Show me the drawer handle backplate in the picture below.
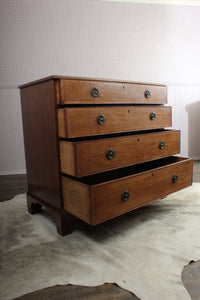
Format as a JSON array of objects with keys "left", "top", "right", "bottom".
[
  {"left": 97, "top": 114, "right": 106, "bottom": 125},
  {"left": 150, "top": 112, "right": 156, "bottom": 121},
  {"left": 144, "top": 90, "right": 151, "bottom": 98},
  {"left": 172, "top": 174, "right": 178, "bottom": 183},
  {"left": 91, "top": 87, "right": 100, "bottom": 98},
  {"left": 121, "top": 190, "right": 130, "bottom": 202},
  {"left": 159, "top": 140, "right": 165, "bottom": 150},
  {"left": 107, "top": 149, "right": 115, "bottom": 160}
]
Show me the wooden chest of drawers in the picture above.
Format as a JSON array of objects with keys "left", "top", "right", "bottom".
[{"left": 19, "top": 76, "right": 193, "bottom": 235}]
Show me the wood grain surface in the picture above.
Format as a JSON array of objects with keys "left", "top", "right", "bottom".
[
  {"left": 59, "top": 78, "right": 167, "bottom": 104},
  {"left": 20, "top": 80, "right": 62, "bottom": 209},
  {"left": 62, "top": 157, "right": 193, "bottom": 225},
  {"left": 58, "top": 106, "right": 172, "bottom": 138},
  {"left": 60, "top": 130, "right": 180, "bottom": 177}
]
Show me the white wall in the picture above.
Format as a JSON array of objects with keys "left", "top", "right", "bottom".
[{"left": 1, "top": 0, "right": 200, "bottom": 174}]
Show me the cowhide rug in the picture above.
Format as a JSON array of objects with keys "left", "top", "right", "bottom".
[{"left": 1, "top": 183, "right": 200, "bottom": 300}]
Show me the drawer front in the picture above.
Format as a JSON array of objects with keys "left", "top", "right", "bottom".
[
  {"left": 58, "top": 106, "right": 172, "bottom": 138},
  {"left": 92, "top": 157, "right": 193, "bottom": 224},
  {"left": 60, "top": 130, "right": 180, "bottom": 177},
  {"left": 58, "top": 79, "right": 167, "bottom": 105}
]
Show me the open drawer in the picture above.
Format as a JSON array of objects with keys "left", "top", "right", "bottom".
[
  {"left": 60, "top": 129, "right": 180, "bottom": 177},
  {"left": 62, "top": 156, "right": 193, "bottom": 225},
  {"left": 58, "top": 106, "right": 172, "bottom": 138}
]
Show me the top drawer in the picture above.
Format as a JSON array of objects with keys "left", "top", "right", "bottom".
[{"left": 57, "top": 79, "right": 167, "bottom": 105}]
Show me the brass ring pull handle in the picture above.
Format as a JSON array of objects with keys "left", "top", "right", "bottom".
[
  {"left": 97, "top": 114, "right": 106, "bottom": 125},
  {"left": 159, "top": 141, "right": 165, "bottom": 150},
  {"left": 121, "top": 190, "right": 130, "bottom": 202},
  {"left": 107, "top": 149, "right": 115, "bottom": 160},
  {"left": 150, "top": 112, "right": 156, "bottom": 120},
  {"left": 91, "top": 87, "right": 100, "bottom": 98},
  {"left": 172, "top": 174, "right": 178, "bottom": 183},
  {"left": 144, "top": 90, "right": 151, "bottom": 98}
]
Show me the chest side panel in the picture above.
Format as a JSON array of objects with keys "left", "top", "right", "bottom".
[{"left": 20, "top": 80, "right": 62, "bottom": 209}]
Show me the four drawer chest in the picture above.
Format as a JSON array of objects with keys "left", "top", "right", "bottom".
[{"left": 19, "top": 76, "right": 193, "bottom": 235}]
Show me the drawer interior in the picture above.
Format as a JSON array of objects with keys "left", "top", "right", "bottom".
[{"left": 70, "top": 156, "right": 190, "bottom": 185}]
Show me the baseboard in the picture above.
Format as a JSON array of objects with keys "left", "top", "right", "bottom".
[
  {"left": 0, "top": 169, "right": 27, "bottom": 175},
  {"left": 190, "top": 156, "right": 200, "bottom": 161}
]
